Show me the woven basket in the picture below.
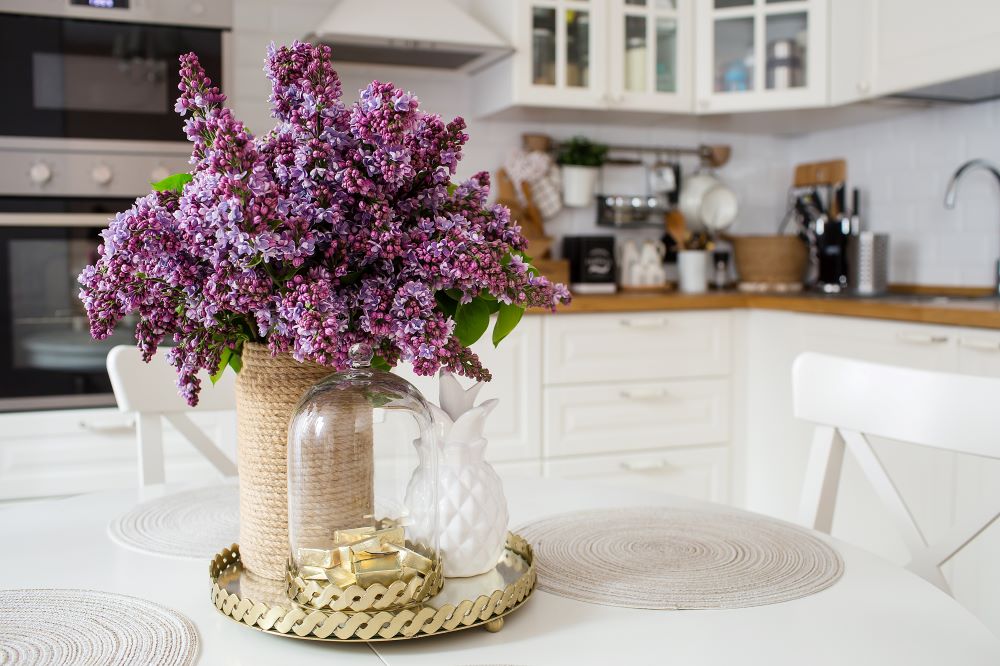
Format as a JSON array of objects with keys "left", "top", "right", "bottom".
[
  {"left": 235, "top": 343, "right": 373, "bottom": 580},
  {"left": 730, "top": 235, "right": 808, "bottom": 286}
]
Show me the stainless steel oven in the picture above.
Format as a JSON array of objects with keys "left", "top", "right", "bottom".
[{"left": 0, "top": 0, "right": 230, "bottom": 410}]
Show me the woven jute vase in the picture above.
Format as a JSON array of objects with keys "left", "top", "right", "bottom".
[{"left": 236, "top": 342, "right": 378, "bottom": 580}]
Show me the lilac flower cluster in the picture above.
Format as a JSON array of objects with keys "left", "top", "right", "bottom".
[{"left": 79, "top": 42, "right": 570, "bottom": 405}]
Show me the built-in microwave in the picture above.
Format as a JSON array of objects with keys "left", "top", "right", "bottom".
[{"left": 0, "top": 0, "right": 229, "bottom": 142}]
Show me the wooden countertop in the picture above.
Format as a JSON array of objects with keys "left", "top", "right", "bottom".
[{"left": 536, "top": 290, "right": 1000, "bottom": 330}]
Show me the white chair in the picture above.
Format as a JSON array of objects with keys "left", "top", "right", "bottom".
[
  {"left": 106, "top": 345, "right": 237, "bottom": 487},
  {"left": 793, "top": 351, "right": 1000, "bottom": 593}
]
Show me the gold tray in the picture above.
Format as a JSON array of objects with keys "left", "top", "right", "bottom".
[{"left": 209, "top": 532, "right": 536, "bottom": 642}]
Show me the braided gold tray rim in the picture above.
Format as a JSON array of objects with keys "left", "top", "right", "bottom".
[{"left": 209, "top": 532, "right": 535, "bottom": 642}]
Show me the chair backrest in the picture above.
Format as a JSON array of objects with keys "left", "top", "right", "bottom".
[
  {"left": 792, "top": 352, "right": 1000, "bottom": 593},
  {"left": 107, "top": 345, "right": 237, "bottom": 486},
  {"left": 106, "top": 345, "right": 236, "bottom": 413}
]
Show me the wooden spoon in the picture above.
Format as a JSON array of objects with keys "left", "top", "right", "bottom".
[{"left": 665, "top": 209, "right": 687, "bottom": 251}]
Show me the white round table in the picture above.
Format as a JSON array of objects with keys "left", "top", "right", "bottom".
[{"left": 1, "top": 478, "right": 998, "bottom": 665}]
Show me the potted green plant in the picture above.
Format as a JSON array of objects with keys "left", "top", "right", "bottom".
[{"left": 556, "top": 136, "right": 608, "bottom": 207}]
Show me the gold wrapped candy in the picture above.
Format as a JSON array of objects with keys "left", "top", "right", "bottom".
[{"left": 291, "top": 521, "right": 434, "bottom": 593}]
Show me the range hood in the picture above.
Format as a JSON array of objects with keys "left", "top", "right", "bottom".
[{"left": 306, "top": 0, "right": 511, "bottom": 73}]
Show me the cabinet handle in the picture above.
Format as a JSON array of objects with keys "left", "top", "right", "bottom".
[
  {"left": 619, "top": 388, "right": 670, "bottom": 401},
  {"left": 619, "top": 317, "right": 669, "bottom": 330},
  {"left": 896, "top": 332, "right": 949, "bottom": 345},
  {"left": 620, "top": 459, "right": 669, "bottom": 472},
  {"left": 79, "top": 418, "right": 134, "bottom": 434},
  {"left": 959, "top": 337, "right": 1000, "bottom": 352}
]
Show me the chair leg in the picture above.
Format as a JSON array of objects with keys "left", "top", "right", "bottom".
[
  {"left": 135, "top": 413, "right": 166, "bottom": 487},
  {"left": 797, "top": 425, "right": 845, "bottom": 534}
]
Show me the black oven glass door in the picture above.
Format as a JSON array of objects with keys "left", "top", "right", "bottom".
[
  {"left": 0, "top": 196, "right": 138, "bottom": 410},
  {"left": 0, "top": 13, "right": 222, "bottom": 141}
]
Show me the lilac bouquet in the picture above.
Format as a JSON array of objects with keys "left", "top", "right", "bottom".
[{"left": 79, "top": 42, "right": 570, "bottom": 405}]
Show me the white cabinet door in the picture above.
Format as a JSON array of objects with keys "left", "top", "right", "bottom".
[
  {"left": 950, "top": 327, "right": 1000, "bottom": 633},
  {"left": 869, "top": 0, "right": 1000, "bottom": 99},
  {"left": 543, "top": 310, "right": 731, "bottom": 385},
  {"left": 392, "top": 317, "right": 542, "bottom": 463},
  {"left": 543, "top": 378, "right": 730, "bottom": 457},
  {"left": 694, "top": 0, "right": 828, "bottom": 113},
  {"left": 606, "top": 0, "right": 694, "bottom": 112},
  {"left": 545, "top": 446, "right": 729, "bottom": 503},
  {"left": 513, "top": 0, "right": 609, "bottom": 109},
  {"left": 0, "top": 408, "right": 234, "bottom": 499}
]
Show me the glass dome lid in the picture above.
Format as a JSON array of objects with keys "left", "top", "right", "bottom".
[{"left": 286, "top": 343, "right": 441, "bottom": 612}]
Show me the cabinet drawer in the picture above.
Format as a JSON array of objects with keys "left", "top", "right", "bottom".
[
  {"left": 542, "top": 311, "right": 731, "bottom": 385},
  {"left": 544, "top": 446, "right": 729, "bottom": 503},
  {"left": 0, "top": 408, "right": 234, "bottom": 500},
  {"left": 543, "top": 379, "right": 729, "bottom": 457}
]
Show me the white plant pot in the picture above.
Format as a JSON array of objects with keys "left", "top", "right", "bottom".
[
  {"left": 561, "top": 165, "right": 600, "bottom": 207},
  {"left": 678, "top": 250, "right": 709, "bottom": 294}
]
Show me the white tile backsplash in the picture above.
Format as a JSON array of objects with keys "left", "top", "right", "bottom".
[{"left": 227, "top": 0, "right": 1000, "bottom": 287}]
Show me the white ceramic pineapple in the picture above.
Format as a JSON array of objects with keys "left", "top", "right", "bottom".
[{"left": 405, "top": 371, "right": 509, "bottom": 578}]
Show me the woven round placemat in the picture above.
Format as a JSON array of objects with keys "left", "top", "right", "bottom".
[
  {"left": 517, "top": 507, "right": 843, "bottom": 610},
  {"left": 0, "top": 589, "right": 198, "bottom": 666},
  {"left": 108, "top": 485, "right": 238, "bottom": 560}
]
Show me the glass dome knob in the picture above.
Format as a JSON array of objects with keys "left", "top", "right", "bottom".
[{"left": 348, "top": 342, "right": 373, "bottom": 368}]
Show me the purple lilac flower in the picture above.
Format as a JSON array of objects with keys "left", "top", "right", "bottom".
[{"left": 78, "top": 41, "right": 570, "bottom": 406}]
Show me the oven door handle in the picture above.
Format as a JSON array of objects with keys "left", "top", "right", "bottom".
[{"left": 0, "top": 213, "right": 112, "bottom": 228}]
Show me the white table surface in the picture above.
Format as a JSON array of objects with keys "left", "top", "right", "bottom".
[{"left": 2, "top": 478, "right": 999, "bottom": 666}]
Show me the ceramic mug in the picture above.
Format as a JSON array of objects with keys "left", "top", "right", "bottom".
[{"left": 677, "top": 250, "right": 709, "bottom": 294}]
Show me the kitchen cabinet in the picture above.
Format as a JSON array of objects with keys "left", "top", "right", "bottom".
[
  {"left": 694, "top": 0, "right": 828, "bottom": 113},
  {"left": 543, "top": 379, "right": 730, "bottom": 457},
  {"left": 544, "top": 445, "right": 730, "bottom": 503},
  {"left": 607, "top": 0, "right": 694, "bottom": 112},
  {"left": 471, "top": 0, "right": 608, "bottom": 113},
  {"left": 0, "top": 408, "right": 234, "bottom": 500},
  {"left": 542, "top": 310, "right": 730, "bottom": 384},
  {"left": 393, "top": 317, "right": 543, "bottom": 464},
  {"left": 471, "top": 0, "right": 694, "bottom": 114},
  {"left": 741, "top": 311, "right": 1000, "bottom": 636},
  {"left": 866, "top": 0, "right": 1000, "bottom": 100}
]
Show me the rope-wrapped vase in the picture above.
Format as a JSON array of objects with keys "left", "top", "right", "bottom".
[{"left": 235, "top": 342, "right": 374, "bottom": 580}]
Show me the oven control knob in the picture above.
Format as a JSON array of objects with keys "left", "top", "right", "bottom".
[
  {"left": 91, "top": 165, "right": 113, "bottom": 186},
  {"left": 150, "top": 166, "right": 171, "bottom": 183},
  {"left": 29, "top": 162, "right": 52, "bottom": 185}
]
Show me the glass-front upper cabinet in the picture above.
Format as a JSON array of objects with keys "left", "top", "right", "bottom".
[
  {"left": 518, "top": 0, "right": 607, "bottom": 107},
  {"left": 608, "top": 0, "right": 693, "bottom": 111},
  {"left": 694, "top": 0, "right": 828, "bottom": 113}
]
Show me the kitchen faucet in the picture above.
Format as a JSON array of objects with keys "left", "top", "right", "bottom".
[{"left": 944, "top": 158, "right": 1000, "bottom": 296}]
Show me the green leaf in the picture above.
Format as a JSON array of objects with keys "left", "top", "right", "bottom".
[
  {"left": 447, "top": 182, "right": 459, "bottom": 195},
  {"left": 492, "top": 302, "right": 524, "bottom": 346},
  {"left": 454, "top": 298, "right": 491, "bottom": 347},
  {"left": 211, "top": 348, "right": 232, "bottom": 384},
  {"left": 228, "top": 349, "right": 243, "bottom": 374},
  {"left": 151, "top": 172, "right": 193, "bottom": 194},
  {"left": 435, "top": 291, "right": 458, "bottom": 318},
  {"left": 486, "top": 299, "right": 501, "bottom": 314},
  {"left": 371, "top": 355, "right": 392, "bottom": 372},
  {"left": 445, "top": 288, "right": 464, "bottom": 301}
]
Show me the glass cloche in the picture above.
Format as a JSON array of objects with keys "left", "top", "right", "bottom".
[{"left": 286, "top": 342, "right": 441, "bottom": 612}]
